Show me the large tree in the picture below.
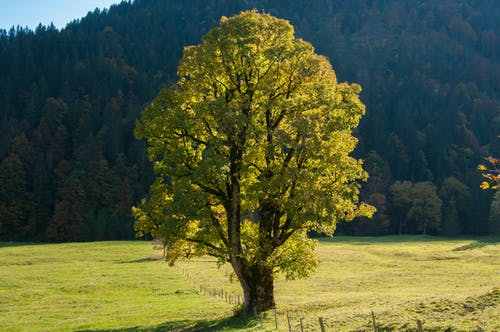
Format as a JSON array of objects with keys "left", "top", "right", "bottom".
[{"left": 133, "top": 10, "right": 374, "bottom": 314}]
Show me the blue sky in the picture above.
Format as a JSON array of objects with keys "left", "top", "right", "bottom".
[{"left": 0, "top": 0, "right": 123, "bottom": 31}]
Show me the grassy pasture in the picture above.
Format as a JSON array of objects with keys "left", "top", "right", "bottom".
[{"left": 0, "top": 236, "right": 498, "bottom": 331}]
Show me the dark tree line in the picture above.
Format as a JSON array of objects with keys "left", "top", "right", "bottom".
[{"left": 0, "top": 0, "right": 499, "bottom": 241}]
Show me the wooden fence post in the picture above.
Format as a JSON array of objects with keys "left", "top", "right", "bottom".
[
  {"left": 416, "top": 319, "right": 423, "bottom": 332},
  {"left": 319, "top": 317, "right": 326, "bottom": 332},
  {"left": 274, "top": 307, "right": 278, "bottom": 329},
  {"left": 371, "top": 311, "right": 377, "bottom": 332},
  {"left": 300, "top": 317, "right": 304, "bottom": 332}
]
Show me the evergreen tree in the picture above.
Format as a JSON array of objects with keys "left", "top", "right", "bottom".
[
  {"left": 489, "top": 191, "right": 500, "bottom": 235},
  {"left": 442, "top": 198, "right": 461, "bottom": 236}
]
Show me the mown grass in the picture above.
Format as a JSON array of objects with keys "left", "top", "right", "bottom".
[
  {"left": 0, "top": 242, "right": 236, "bottom": 331},
  {"left": 1, "top": 236, "right": 499, "bottom": 331}
]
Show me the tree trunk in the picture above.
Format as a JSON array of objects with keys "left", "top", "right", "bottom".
[{"left": 231, "top": 258, "right": 275, "bottom": 315}]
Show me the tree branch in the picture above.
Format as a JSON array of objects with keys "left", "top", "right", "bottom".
[
  {"left": 180, "top": 130, "right": 208, "bottom": 146},
  {"left": 185, "top": 237, "right": 226, "bottom": 257},
  {"left": 141, "top": 208, "right": 162, "bottom": 231},
  {"left": 193, "top": 180, "right": 227, "bottom": 201},
  {"left": 247, "top": 161, "right": 264, "bottom": 174},
  {"left": 271, "top": 108, "right": 288, "bottom": 130},
  {"left": 207, "top": 205, "right": 229, "bottom": 247}
]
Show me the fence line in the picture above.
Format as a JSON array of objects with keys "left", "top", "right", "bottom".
[
  {"left": 166, "top": 267, "right": 485, "bottom": 331},
  {"left": 177, "top": 267, "right": 243, "bottom": 306}
]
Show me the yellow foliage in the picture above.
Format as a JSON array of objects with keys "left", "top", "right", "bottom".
[
  {"left": 134, "top": 10, "right": 373, "bottom": 281},
  {"left": 478, "top": 154, "right": 500, "bottom": 190}
]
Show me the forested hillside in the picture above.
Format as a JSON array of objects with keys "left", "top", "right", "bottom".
[{"left": 1, "top": 0, "right": 499, "bottom": 241}]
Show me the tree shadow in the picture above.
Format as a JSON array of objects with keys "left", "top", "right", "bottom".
[
  {"left": 452, "top": 238, "right": 499, "bottom": 251},
  {"left": 320, "top": 235, "right": 500, "bottom": 247},
  {"left": 79, "top": 315, "right": 258, "bottom": 332},
  {"left": 119, "top": 256, "right": 164, "bottom": 264},
  {"left": 320, "top": 235, "right": 447, "bottom": 244},
  {"left": 0, "top": 241, "right": 44, "bottom": 248}
]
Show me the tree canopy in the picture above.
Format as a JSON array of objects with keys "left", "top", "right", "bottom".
[{"left": 133, "top": 10, "right": 373, "bottom": 313}]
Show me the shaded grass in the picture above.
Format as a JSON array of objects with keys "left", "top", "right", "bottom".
[
  {"left": 1, "top": 236, "right": 499, "bottom": 331},
  {"left": 79, "top": 315, "right": 258, "bottom": 332}
]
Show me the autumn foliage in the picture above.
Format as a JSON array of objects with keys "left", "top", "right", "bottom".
[{"left": 478, "top": 156, "right": 500, "bottom": 190}]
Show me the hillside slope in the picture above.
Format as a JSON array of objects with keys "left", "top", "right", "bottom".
[{"left": 0, "top": 0, "right": 499, "bottom": 241}]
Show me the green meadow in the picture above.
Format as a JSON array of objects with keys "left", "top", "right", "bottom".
[{"left": 0, "top": 236, "right": 498, "bottom": 331}]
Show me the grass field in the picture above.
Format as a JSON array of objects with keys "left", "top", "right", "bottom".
[{"left": 0, "top": 236, "right": 498, "bottom": 331}]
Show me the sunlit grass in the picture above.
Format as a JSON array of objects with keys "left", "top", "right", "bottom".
[
  {"left": 1, "top": 236, "right": 499, "bottom": 331},
  {"left": 0, "top": 242, "right": 234, "bottom": 331},
  {"left": 178, "top": 236, "right": 500, "bottom": 331}
]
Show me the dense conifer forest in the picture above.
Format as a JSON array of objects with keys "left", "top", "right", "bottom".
[{"left": 1, "top": 0, "right": 499, "bottom": 241}]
